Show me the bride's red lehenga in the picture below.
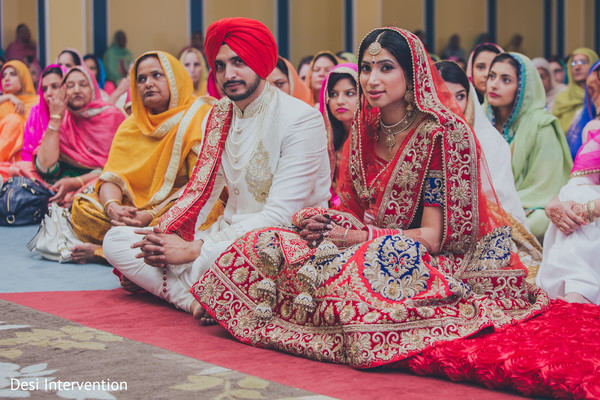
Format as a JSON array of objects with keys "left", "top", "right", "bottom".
[{"left": 192, "top": 28, "right": 600, "bottom": 398}]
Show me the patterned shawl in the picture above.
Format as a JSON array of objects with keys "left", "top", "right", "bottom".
[{"left": 55, "top": 66, "right": 125, "bottom": 168}]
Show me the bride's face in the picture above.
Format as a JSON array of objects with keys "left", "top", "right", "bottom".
[{"left": 359, "top": 48, "right": 408, "bottom": 111}]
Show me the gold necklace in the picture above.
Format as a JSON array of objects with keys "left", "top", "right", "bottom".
[{"left": 378, "top": 110, "right": 417, "bottom": 149}]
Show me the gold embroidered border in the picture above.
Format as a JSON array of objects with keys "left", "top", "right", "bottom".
[
  {"left": 327, "top": 209, "right": 366, "bottom": 229},
  {"left": 72, "top": 192, "right": 104, "bottom": 211},
  {"left": 148, "top": 110, "right": 185, "bottom": 139},
  {"left": 148, "top": 97, "right": 208, "bottom": 205},
  {"left": 571, "top": 169, "right": 600, "bottom": 177},
  {"left": 158, "top": 97, "right": 232, "bottom": 230},
  {"left": 402, "top": 28, "right": 479, "bottom": 254},
  {"left": 158, "top": 52, "right": 179, "bottom": 110},
  {"left": 74, "top": 105, "right": 114, "bottom": 119},
  {"left": 377, "top": 118, "right": 435, "bottom": 229}
]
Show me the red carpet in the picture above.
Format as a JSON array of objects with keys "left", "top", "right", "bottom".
[{"left": 0, "top": 289, "right": 527, "bottom": 400}]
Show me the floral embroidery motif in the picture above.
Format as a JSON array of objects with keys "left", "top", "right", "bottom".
[
  {"left": 423, "top": 175, "right": 444, "bottom": 207},
  {"left": 192, "top": 225, "right": 548, "bottom": 368},
  {"left": 245, "top": 142, "right": 273, "bottom": 203},
  {"left": 0, "top": 326, "right": 123, "bottom": 360},
  {"left": 465, "top": 226, "right": 512, "bottom": 273},
  {"left": 362, "top": 236, "right": 430, "bottom": 301},
  {"left": 277, "top": 231, "right": 312, "bottom": 265},
  {"left": 449, "top": 180, "right": 471, "bottom": 208}
]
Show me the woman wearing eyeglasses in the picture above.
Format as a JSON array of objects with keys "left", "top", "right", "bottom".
[{"left": 553, "top": 48, "right": 599, "bottom": 133}]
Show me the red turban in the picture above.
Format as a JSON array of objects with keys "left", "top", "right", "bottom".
[{"left": 204, "top": 17, "right": 278, "bottom": 80}]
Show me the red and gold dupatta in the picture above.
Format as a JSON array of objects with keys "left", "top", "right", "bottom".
[{"left": 336, "top": 27, "right": 508, "bottom": 255}]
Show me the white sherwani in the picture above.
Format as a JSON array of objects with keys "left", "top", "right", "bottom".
[{"left": 103, "top": 84, "right": 331, "bottom": 312}]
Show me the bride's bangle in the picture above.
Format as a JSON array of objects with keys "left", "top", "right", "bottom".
[
  {"left": 585, "top": 200, "right": 597, "bottom": 223},
  {"left": 342, "top": 228, "right": 349, "bottom": 248}
]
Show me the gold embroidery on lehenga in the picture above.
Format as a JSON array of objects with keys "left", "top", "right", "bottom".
[
  {"left": 362, "top": 236, "right": 430, "bottom": 301},
  {"left": 449, "top": 180, "right": 471, "bottom": 208},
  {"left": 245, "top": 142, "right": 274, "bottom": 203}
]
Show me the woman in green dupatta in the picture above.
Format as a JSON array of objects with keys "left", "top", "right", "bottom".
[
  {"left": 485, "top": 52, "right": 573, "bottom": 242},
  {"left": 553, "top": 48, "right": 599, "bottom": 133},
  {"left": 103, "top": 30, "right": 133, "bottom": 86}
]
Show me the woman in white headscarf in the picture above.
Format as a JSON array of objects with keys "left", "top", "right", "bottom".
[{"left": 533, "top": 57, "right": 567, "bottom": 113}]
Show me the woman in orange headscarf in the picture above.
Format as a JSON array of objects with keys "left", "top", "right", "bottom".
[
  {"left": 0, "top": 60, "right": 38, "bottom": 166},
  {"left": 267, "top": 57, "right": 312, "bottom": 104},
  {"left": 70, "top": 51, "right": 218, "bottom": 263}
]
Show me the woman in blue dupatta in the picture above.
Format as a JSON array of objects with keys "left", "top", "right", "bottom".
[{"left": 565, "top": 60, "right": 600, "bottom": 160}]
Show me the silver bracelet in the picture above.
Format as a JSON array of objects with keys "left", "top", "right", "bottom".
[{"left": 342, "top": 227, "right": 350, "bottom": 248}]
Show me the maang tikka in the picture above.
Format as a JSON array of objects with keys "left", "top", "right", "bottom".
[{"left": 368, "top": 32, "right": 385, "bottom": 63}]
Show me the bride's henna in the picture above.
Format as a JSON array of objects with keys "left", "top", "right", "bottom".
[{"left": 404, "top": 229, "right": 434, "bottom": 253}]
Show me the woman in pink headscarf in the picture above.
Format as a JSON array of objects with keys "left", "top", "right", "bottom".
[
  {"left": 537, "top": 129, "right": 600, "bottom": 304},
  {"left": 1, "top": 64, "right": 67, "bottom": 180},
  {"left": 21, "top": 65, "right": 68, "bottom": 162},
  {"left": 32, "top": 65, "right": 125, "bottom": 206},
  {"left": 318, "top": 62, "right": 358, "bottom": 206}
]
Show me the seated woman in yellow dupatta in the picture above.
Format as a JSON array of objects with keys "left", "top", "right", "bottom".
[
  {"left": 71, "top": 51, "right": 215, "bottom": 264},
  {"left": 0, "top": 60, "right": 38, "bottom": 168},
  {"left": 180, "top": 48, "right": 208, "bottom": 97}
]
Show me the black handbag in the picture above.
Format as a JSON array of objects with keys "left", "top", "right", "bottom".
[{"left": 0, "top": 177, "right": 55, "bottom": 226}]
